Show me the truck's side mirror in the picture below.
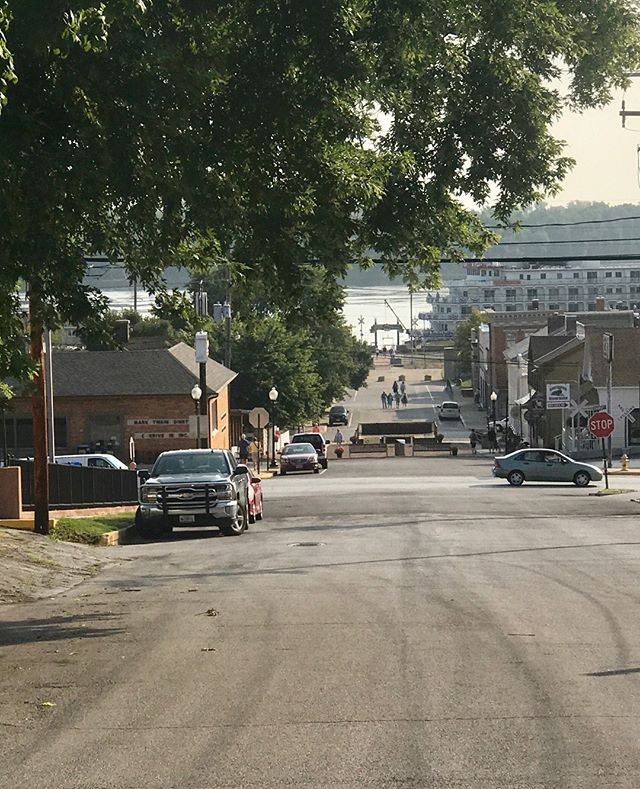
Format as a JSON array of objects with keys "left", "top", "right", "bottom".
[
  {"left": 234, "top": 464, "right": 250, "bottom": 475},
  {"left": 138, "top": 469, "right": 150, "bottom": 483}
]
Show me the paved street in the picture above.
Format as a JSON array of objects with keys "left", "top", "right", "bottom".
[
  {"left": 335, "top": 358, "right": 478, "bottom": 445},
  {"left": 3, "top": 454, "right": 640, "bottom": 787}
]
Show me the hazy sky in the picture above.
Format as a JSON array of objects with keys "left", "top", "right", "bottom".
[{"left": 550, "top": 84, "right": 640, "bottom": 207}]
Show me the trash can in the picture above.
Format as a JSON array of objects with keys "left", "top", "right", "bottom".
[
  {"left": 395, "top": 439, "right": 406, "bottom": 457},
  {"left": 450, "top": 446, "right": 459, "bottom": 456}
]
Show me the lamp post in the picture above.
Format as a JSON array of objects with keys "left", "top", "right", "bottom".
[
  {"left": 490, "top": 391, "right": 498, "bottom": 451},
  {"left": 191, "top": 384, "right": 202, "bottom": 448},
  {"left": 268, "top": 386, "right": 279, "bottom": 468}
]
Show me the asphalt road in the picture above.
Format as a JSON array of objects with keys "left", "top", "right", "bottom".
[{"left": 3, "top": 457, "right": 640, "bottom": 788}]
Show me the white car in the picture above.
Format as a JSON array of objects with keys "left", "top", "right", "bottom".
[
  {"left": 55, "top": 453, "right": 129, "bottom": 470},
  {"left": 437, "top": 401, "right": 461, "bottom": 420}
]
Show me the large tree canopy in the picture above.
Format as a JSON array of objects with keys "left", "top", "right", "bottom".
[{"left": 1, "top": 0, "right": 639, "bottom": 378}]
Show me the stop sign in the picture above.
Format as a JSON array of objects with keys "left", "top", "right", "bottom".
[{"left": 588, "top": 411, "right": 615, "bottom": 438}]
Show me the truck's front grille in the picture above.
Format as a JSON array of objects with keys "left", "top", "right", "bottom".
[{"left": 159, "top": 485, "right": 218, "bottom": 513}]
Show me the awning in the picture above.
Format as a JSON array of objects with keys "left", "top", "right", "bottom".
[{"left": 514, "top": 390, "right": 535, "bottom": 406}]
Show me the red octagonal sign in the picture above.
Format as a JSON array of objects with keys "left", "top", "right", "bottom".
[{"left": 588, "top": 411, "right": 615, "bottom": 438}]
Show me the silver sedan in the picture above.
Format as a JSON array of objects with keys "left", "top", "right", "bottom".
[{"left": 492, "top": 449, "right": 603, "bottom": 487}]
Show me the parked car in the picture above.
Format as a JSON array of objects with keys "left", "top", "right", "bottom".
[
  {"left": 55, "top": 453, "right": 129, "bottom": 470},
  {"left": 328, "top": 405, "right": 349, "bottom": 426},
  {"left": 492, "top": 449, "right": 603, "bottom": 487},
  {"left": 137, "top": 449, "right": 251, "bottom": 538},
  {"left": 280, "top": 443, "right": 320, "bottom": 475},
  {"left": 248, "top": 475, "right": 264, "bottom": 523},
  {"left": 290, "top": 432, "right": 329, "bottom": 468},
  {"left": 437, "top": 401, "right": 461, "bottom": 420}
]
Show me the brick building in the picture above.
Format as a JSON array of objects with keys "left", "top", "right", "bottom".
[{"left": 5, "top": 343, "right": 236, "bottom": 464}]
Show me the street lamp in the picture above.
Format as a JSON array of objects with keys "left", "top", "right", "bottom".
[
  {"left": 191, "top": 384, "right": 202, "bottom": 448},
  {"left": 490, "top": 390, "right": 498, "bottom": 422},
  {"left": 268, "top": 386, "right": 279, "bottom": 468}
]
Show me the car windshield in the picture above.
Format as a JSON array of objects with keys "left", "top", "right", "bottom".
[
  {"left": 152, "top": 453, "right": 230, "bottom": 476},
  {"left": 330, "top": 407, "right": 346, "bottom": 414},
  {"left": 293, "top": 435, "right": 321, "bottom": 446},
  {"left": 284, "top": 444, "right": 315, "bottom": 455}
]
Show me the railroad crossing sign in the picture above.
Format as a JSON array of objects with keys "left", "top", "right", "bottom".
[
  {"left": 588, "top": 411, "right": 615, "bottom": 438},
  {"left": 568, "top": 398, "right": 590, "bottom": 420},
  {"left": 618, "top": 404, "right": 636, "bottom": 423},
  {"left": 248, "top": 407, "right": 270, "bottom": 429}
]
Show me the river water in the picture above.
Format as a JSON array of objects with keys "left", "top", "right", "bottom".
[{"left": 102, "top": 284, "right": 431, "bottom": 344}]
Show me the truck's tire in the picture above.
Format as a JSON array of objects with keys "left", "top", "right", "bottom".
[{"left": 219, "top": 501, "right": 247, "bottom": 536}]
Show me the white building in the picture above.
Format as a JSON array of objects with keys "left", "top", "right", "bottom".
[{"left": 429, "top": 260, "right": 640, "bottom": 335}]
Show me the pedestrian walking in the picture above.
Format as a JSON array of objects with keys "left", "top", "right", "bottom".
[
  {"left": 468, "top": 429, "right": 478, "bottom": 455},
  {"left": 238, "top": 434, "right": 250, "bottom": 463},
  {"left": 392, "top": 380, "right": 399, "bottom": 395},
  {"left": 381, "top": 390, "right": 388, "bottom": 409},
  {"left": 400, "top": 380, "right": 406, "bottom": 395},
  {"left": 334, "top": 429, "right": 344, "bottom": 446},
  {"left": 401, "top": 393, "right": 408, "bottom": 407},
  {"left": 487, "top": 427, "right": 497, "bottom": 453},
  {"left": 395, "top": 392, "right": 401, "bottom": 408},
  {"left": 387, "top": 392, "right": 393, "bottom": 408}
]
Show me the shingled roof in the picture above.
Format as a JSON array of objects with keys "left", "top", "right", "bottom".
[{"left": 51, "top": 343, "right": 236, "bottom": 398}]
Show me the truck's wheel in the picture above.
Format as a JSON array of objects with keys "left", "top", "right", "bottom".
[{"left": 220, "top": 502, "right": 247, "bottom": 536}]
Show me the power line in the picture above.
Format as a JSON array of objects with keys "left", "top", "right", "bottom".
[
  {"left": 492, "top": 236, "right": 640, "bottom": 247},
  {"left": 486, "top": 215, "right": 640, "bottom": 229}
]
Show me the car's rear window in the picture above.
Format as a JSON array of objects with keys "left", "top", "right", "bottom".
[
  {"left": 442, "top": 402, "right": 459, "bottom": 408},
  {"left": 283, "top": 444, "right": 315, "bottom": 455}
]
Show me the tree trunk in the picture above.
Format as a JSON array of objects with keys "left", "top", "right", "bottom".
[{"left": 29, "top": 280, "right": 50, "bottom": 535}]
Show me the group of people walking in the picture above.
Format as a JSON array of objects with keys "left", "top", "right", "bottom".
[{"left": 381, "top": 379, "right": 408, "bottom": 409}]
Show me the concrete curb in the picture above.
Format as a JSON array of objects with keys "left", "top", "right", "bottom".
[
  {"left": 0, "top": 518, "right": 58, "bottom": 532},
  {"left": 607, "top": 469, "right": 640, "bottom": 476},
  {"left": 98, "top": 524, "right": 137, "bottom": 546}
]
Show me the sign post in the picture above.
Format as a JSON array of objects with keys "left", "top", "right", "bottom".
[
  {"left": 588, "top": 411, "right": 615, "bottom": 489},
  {"left": 248, "top": 407, "right": 270, "bottom": 473}
]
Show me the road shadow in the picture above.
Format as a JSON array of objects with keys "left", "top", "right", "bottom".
[
  {"left": 0, "top": 612, "right": 125, "bottom": 647},
  {"left": 124, "top": 526, "right": 223, "bottom": 545}
]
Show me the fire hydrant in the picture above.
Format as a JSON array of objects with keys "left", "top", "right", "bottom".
[{"left": 621, "top": 453, "right": 630, "bottom": 472}]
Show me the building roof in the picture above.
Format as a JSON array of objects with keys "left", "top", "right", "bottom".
[
  {"left": 51, "top": 342, "right": 236, "bottom": 398},
  {"left": 528, "top": 335, "right": 570, "bottom": 363},
  {"left": 583, "top": 327, "right": 640, "bottom": 387}
]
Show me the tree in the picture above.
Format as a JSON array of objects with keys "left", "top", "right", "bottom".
[
  {"left": 229, "top": 315, "right": 323, "bottom": 428},
  {"left": 2, "top": 1, "right": 639, "bottom": 529},
  {"left": 454, "top": 309, "right": 487, "bottom": 376}
]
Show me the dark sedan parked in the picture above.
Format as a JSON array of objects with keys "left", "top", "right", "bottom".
[{"left": 280, "top": 443, "right": 321, "bottom": 475}]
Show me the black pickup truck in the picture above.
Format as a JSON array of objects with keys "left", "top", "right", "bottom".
[{"left": 137, "top": 449, "right": 250, "bottom": 538}]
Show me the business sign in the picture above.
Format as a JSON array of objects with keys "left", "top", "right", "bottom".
[
  {"left": 603, "top": 332, "right": 614, "bottom": 363},
  {"left": 546, "top": 383, "right": 570, "bottom": 410},
  {"left": 127, "top": 418, "right": 190, "bottom": 427}
]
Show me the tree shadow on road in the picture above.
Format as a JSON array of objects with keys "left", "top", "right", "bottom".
[{"left": 0, "top": 611, "right": 126, "bottom": 647}]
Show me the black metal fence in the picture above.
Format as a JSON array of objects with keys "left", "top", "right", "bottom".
[{"left": 17, "top": 461, "right": 138, "bottom": 509}]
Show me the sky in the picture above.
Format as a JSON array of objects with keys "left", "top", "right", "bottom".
[{"left": 550, "top": 83, "right": 640, "bottom": 207}]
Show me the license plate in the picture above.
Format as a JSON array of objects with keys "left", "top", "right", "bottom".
[{"left": 179, "top": 515, "right": 195, "bottom": 524}]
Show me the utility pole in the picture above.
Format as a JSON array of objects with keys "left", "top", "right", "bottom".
[
  {"left": 619, "top": 72, "right": 640, "bottom": 127},
  {"left": 224, "top": 266, "right": 232, "bottom": 370},
  {"left": 29, "top": 280, "right": 50, "bottom": 535},
  {"left": 45, "top": 328, "right": 56, "bottom": 463},
  {"left": 194, "top": 281, "right": 209, "bottom": 449}
]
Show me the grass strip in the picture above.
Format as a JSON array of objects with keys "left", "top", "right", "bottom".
[{"left": 50, "top": 513, "right": 135, "bottom": 545}]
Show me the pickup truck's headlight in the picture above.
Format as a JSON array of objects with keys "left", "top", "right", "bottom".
[
  {"left": 215, "top": 483, "right": 234, "bottom": 501},
  {"left": 140, "top": 486, "right": 161, "bottom": 503}
]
